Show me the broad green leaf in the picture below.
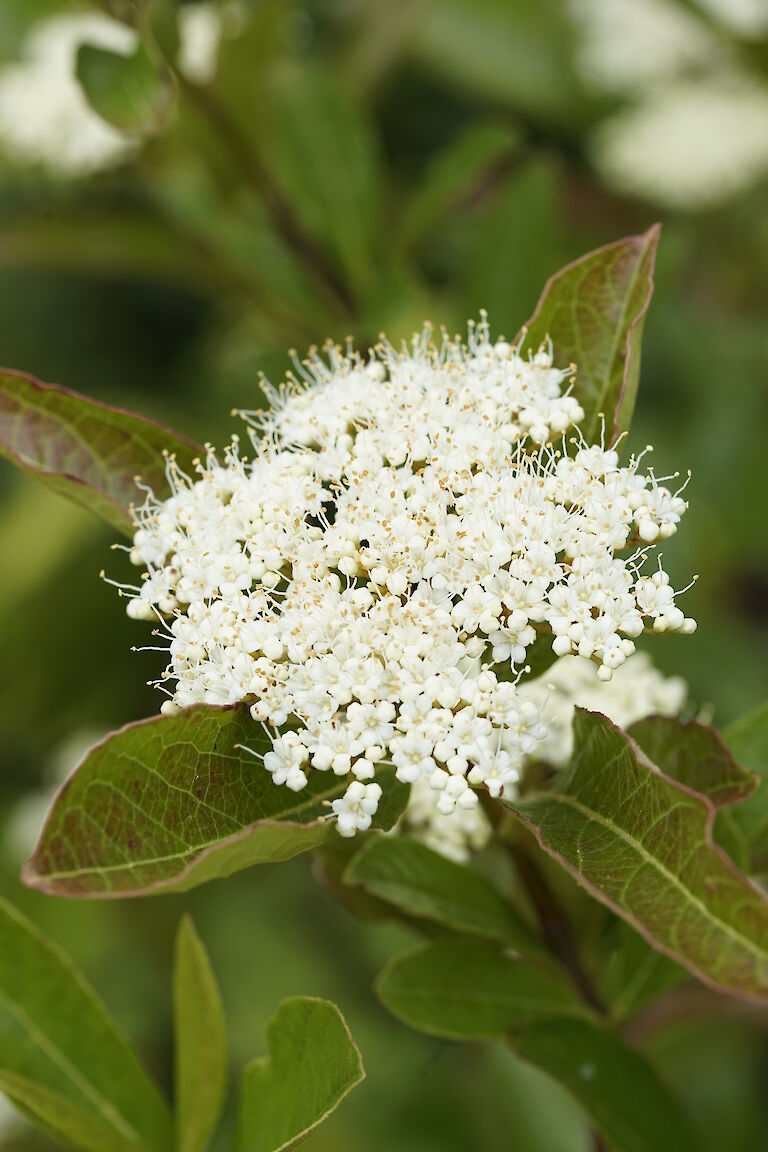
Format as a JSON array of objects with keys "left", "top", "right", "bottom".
[
  {"left": 724, "top": 701, "right": 768, "bottom": 849},
  {"left": 0, "top": 1071, "right": 147, "bottom": 1152},
  {"left": 76, "top": 41, "right": 175, "bottom": 135},
  {"left": 174, "top": 917, "right": 227, "bottom": 1152},
  {"left": 0, "top": 369, "right": 202, "bottom": 536},
  {"left": 0, "top": 898, "right": 171, "bottom": 1151},
  {"left": 399, "top": 121, "right": 523, "bottom": 249},
  {"left": 256, "top": 64, "right": 381, "bottom": 298},
  {"left": 23, "top": 706, "right": 407, "bottom": 898},
  {"left": 629, "top": 714, "right": 757, "bottom": 869},
  {"left": 514, "top": 1019, "right": 702, "bottom": 1152},
  {"left": 506, "top": 709, "right": 768, "bottom": 1003},
  {"left": 520, "top": 226, "right": 660, "bottom": 444},
  {"left": 375, "top": 937, "right": 588, "bottom": 1040},
  {"left": 344, "top": 835, "right": 540, "bottom": 951},
  {"left": 236, "top": 998, "right": 364, "bottom": 1152}
]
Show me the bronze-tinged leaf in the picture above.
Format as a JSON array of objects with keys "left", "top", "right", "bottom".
[
  {"left": 519, "top": 226, "right": 660, "bottom": 444},
  {"left": 628, "top": 715, "right": 757, "bottom": 808},
  {"left": 23, "top": 705, "right": 407, "bottom": 899},
  {"left": 505, "top": 709, "right": 768, "bottom": 1004},
  {"left": 0, "top": 368, "right": 202, "bottom": 535}
]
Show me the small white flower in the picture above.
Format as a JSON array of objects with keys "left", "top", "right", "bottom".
[{"left": 332, "top": 781, "right": 383, "bottom": 837}]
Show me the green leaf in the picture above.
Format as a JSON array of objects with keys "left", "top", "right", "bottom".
[
  {"left": 629, "top": 714, "right": 757, "bottom": 869},
  {"left": 0, "top": 897, "right": 171, "bottom": 1151},
  {"left": 506, "top": 709, "right": 768, "bottom": 1004},
  {"left": 257, "top": 64, "right": 381, "bottom": 298},
  {"left": 520, "top": 226, "right": 660, "bottom": 444},
  {"left": 405, "top": 0, "right": 597, "bottom": 129},
  {"left": 596, "top": 921, "right": 685, "bottom": 1023},
  {"left": 627, "top": 716, "right": 757, "bottom": 808},
  {"left": 0, "top": 1071, "right": 148, "bottom": 1152},
  {"left": 23, "top": 705, "right": 407, "bottom": 898},
  {"left": 513, "top": 1018, "right": 702, "bottom": 1152},
  {"left": 464, "top": 158, "right": 567, "bottom": 334},
  {"left": 76, "top": 41, "right": 175, "bottom": 135},
  {"left": 236, "top": 998, "right": 364, "bottom": 1152},
  {"left": 174, "top": 917, "right": 227, "bottom": 1152},
  {"left": 0, "top": 369, "right": 202, "bottom": 536},
  {"left": 344, "top": 835, "right": 540, "bottom": 950},
  {"left": 375, "top": 937, "right": 588, "bottom": 1040},
  {"left": 399, "top": 120, "right": 523, "bottom": 249},
  {"left": 724, "top": 701, "right": 768, "bottom": 849}
]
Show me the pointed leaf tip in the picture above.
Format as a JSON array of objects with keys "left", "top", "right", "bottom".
[{"left": 520, "top": 225, "right": 661, "bottom": 445}]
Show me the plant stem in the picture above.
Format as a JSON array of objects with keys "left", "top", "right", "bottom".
[{"left": 508, "top": 837, "right": 606, "bottom": 1016}]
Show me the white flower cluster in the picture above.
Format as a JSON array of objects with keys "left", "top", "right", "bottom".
[
  {"left": 0, "top": 13, "right": 138, "bottom": 176},
  {"left": 570, "top": 0, "right": 768, "bottom": 210},
  {"left": 124, "top": 321, "right": 695, "bottom": 837},
  {"left": 403, "top": 650, "right": 687, "bottom": 861},
  {"left": 592, "top": 77, "right": 768, "bottom": 211},
  {"left": 0, "top": 5, "right": 237, "bottom": 176}
]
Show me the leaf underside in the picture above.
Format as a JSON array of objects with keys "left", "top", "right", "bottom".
[
  {"left": 0, "top": 368, "right": 201, "bottom": 535},
  {"left": 520, "top": 225, "right": 660, "bottom": 444}
]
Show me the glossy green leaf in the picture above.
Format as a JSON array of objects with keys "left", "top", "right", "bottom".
[
  {"left": 236, "top": 997, "right": 364, "bottom": 1152},
  {"left": 506, "top": 709, "right": 768, "bottom": 1003},
  {"left": 76, "top": 41, "right": 175, "bottom": 135},
  {"left": 0, "top": 369, "right": 201, "bottom": 536},
  {"left": 514, "top": 1018, "right": 702, "bottom": 1152},
  {"left": 344, "top": 835, "right": 540, "bottom": 950},
  {"left": 375, "top": 937, "right": 587, "bottom": 1040},
  {"left": 520, "top": 226, "right": 660, "bottom": 444},
  {"left": 399, "top": 120, "right": 523, "bottom": 249},
  {"left": 174, "top": 917, "right": 227, "bottom": 1152},
  {"left": 724, "top": 701, "right": 768, "bottom": 849},
  {"left": 23, "top": 706, "right": 407, "bottom": 898},
  {"left": 0, "top": 898, "right": 171, "bottom": 1151}
]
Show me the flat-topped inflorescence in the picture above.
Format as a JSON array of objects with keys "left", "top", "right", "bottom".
[{"left": 120, "top": 319, "right": 695, "bottom": 836}]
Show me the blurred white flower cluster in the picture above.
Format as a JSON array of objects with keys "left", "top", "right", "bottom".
[
  {"left": 0, "top": 1089, "right": 24, "bottom": 1139},
  {"left": 0, "top": 13, "right": 138, "bottom": 176},
  {"left": 124, "top": 320, "right": 694, "bottom": 837},
  {"left": 403, "top": 650, "right": 687, "bottom": 861},
  {"left": 0, "top": 4, "right": 233, "bottom": 176},
  {"left": 571, "top": 0, "right": 768, "bottom": 209}
]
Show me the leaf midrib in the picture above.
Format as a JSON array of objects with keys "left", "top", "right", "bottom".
[
  {"left": 521, "top": 787, "right": 768, "bottom": 970},
  {"left": 0, "top": 986, "right": 142, "bottom": 1145}
]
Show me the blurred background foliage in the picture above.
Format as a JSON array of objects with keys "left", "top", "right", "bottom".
[{"left": 1, "top": 0, "right": 767, "bottom": 1148}]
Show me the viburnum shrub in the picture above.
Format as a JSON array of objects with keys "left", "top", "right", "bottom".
[{"left": 1, "top": 230, "right": 767, "bottom": 1152}]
